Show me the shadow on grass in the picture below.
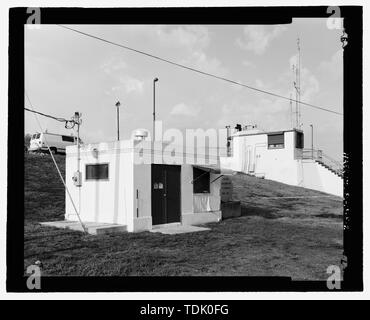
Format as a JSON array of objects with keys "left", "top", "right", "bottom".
[
  {"left": 240, "top": 204, "right": 284, "bottom": 219},
  {"left": 314, "top": 213, "right": 342, "bottom": 220}
]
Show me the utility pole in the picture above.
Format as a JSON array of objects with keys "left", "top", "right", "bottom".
[
  {"left": 73, "top": 111, "right": 82, "bottom": 186},
  {"left": 72, "top": 111, "right": 87, "bottom": 234},
  {"left": 153, "top": 78, "right": 159, "bottom": 141},
  {"left": 115, "top": 101, "right": 121, "bottom": 141}
]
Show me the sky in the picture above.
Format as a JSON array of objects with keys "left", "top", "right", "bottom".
[{"left": 25, "top": 20, "right": 343, "bottom": 160}]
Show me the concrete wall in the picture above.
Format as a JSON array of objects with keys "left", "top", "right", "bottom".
[
  {"left": 65, "top": 140, "right": 135, "bottom": 227},
  {"left": 221, "top": 130, "right": 300, "bottom": 185},
  {"left": 66, "top": 140, "right": 223, "bottom": 232},
  {"left": 181, "top": 164, "right": 194, "bottom": 215},
  {"left": 252, "top": 131, "right": 300, "bottom": 185},
  {"left": 301, "top": 160, "right": 343, "bottom": 197},
  {"left": 132, "top": 163, "right": 152, "bottom": 232},
  {"left": 220, "top": 129, "right": 342, "bottom": 197}
]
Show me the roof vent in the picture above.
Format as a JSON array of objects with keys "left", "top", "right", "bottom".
[{"left": 133, "top": 129, "right": 149, "bottom": 141}]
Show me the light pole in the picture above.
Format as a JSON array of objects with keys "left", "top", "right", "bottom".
[
  {"left": 153, "top": 77, "right": 159, "bottom": 141},
  {"left": 310, "top": 124, "right": 314, "bottom": 159},
  {"left": 115, "top": 101, "right": 121, "bottom": 141}
]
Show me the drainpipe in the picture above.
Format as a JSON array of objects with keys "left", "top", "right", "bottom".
[{"left": 310, "top": 124, "right": 313, "bottom": 159}]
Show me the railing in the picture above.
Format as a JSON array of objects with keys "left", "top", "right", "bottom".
[
  {"left": 302, "top": 148, "right": 323, "bottom": 160},
  {"left": 301, "top": 148, "right": 343, "bottom": 177}
]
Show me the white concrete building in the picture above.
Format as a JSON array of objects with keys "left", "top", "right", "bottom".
[
  {"left": 220, "top": 126, "right": 343, "bottom": 197},
  {"left": 65, "top": 139, "right": 232, "bottom": 232}
]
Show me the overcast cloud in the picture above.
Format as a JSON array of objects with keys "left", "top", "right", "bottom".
[{"left": 25, "top": 20, "right": 343, "bottom": 159}]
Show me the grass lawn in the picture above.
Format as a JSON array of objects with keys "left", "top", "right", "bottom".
[{"left": 24, "top": 153, "right": 343, "bottom": 279}]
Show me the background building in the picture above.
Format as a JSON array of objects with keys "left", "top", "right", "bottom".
[{"left": 221, "top": 126, "right": 343, "bottom": 197}]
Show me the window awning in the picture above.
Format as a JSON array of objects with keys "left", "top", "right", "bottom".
[{"left": 193, "top": 165, "right": 237, "bottom": 176}]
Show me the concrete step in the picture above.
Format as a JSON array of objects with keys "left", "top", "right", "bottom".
[
  {"left": 40, "top": 221, "right": 127, "bottom": 235},
  {"left": 150, "top": 225, "right": 210, "bottom": 235},
  {"left": 152, "top": 222, "right": 181, "bottom": 230}
]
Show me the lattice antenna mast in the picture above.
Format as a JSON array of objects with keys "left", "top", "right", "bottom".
[
  {"left": 292, "top": 64, "right": 298, "bottom": 129},
  {"left": 297, "top": 37, "right": 302, "bottom": 129},
  {"left": 293, "top": 37, "right": 302, "bottom": 129},
  {"left": 290, "top": 93, "right": 293, "bottom": 129}
]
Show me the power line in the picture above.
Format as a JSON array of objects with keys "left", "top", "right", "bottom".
[
  {"left": 24, "top": 106, "right": 76, "bottom": 129},
  {"left": 24, "top": 107, "right": 67, "bottom": 123},
  {"left": 25, "top": 92, "right": 76, "bottom": 128},
  {"left": 25, "top": 90, "right": 87, "bottom": 233},
  {"left": 25, "top": 91, "right": 68, "bottom": 122},
  {"left": 57, "top": 24, "right": 343, "bottom": 116}
]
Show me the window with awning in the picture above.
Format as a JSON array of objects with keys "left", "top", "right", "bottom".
[{"left": 193, "top": 167, "right": 210, "bottom": 193}]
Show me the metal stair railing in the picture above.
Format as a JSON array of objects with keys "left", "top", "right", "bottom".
[
  {"left": 302, "top": 148, "right": 323, "bottom": 160},
  {"left": 301, "top": 148, "right": 343, "bottom": 177}
]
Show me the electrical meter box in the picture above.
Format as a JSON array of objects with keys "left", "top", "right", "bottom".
[{"left": 72, "top": 171, "right": 82, "bottom": 187}]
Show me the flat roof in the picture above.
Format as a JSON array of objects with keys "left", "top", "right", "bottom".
[
  {"left": 232, "top": 128, "right": 303, "bottom": 138},
  {"left": 66, "top": 139, "right": 224, "bottom": 166}
]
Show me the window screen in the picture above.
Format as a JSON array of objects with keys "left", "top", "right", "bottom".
[
  {"left": 295, "top": 131, "right": 304, "bottom": 149},
  {"left": 268, "top": 133, "right": 284, "bottom": 149},
  {"left": 86, "top": 164, "right": 109, "bottom": 180},
  {"left": 193, "top": 167, "right": 210, "bottom": 193},
  {"left": 62, "top": 135, "right": 75, "bottom": 142}
]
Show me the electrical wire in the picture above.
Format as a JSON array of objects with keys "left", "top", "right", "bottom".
[
  {"left": 57, "top": 24, "right": 343, "bottom": 116},
  {"left": 25, "top": 91, "right": 87, "bottom": 234},
  {"left": 24, "top": 106, "right": 76, "bottom": 129},
  {"left": 24, "top": 107, "right": 67, "bottom": 123}
]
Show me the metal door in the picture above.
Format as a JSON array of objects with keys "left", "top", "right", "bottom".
[{"left": 151, "top": 164, "right": 181, "bottom": 225}]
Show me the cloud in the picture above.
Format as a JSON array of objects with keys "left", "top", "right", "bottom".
[
  {"left": 170, "top": 103, "right": 200, "bottom": 117},
  {"left": 182, "top": 50, "right": 228, "bottom": 75},
  {"left": 111, "top": 75, "right": 144, "bottom": 95},
  {"left": 159, "top": 25, "right": 210, "bottom": 50},
  {"left": 100, "top": 57, "right": 127, "bottom": 75},
  {"left": 101, "top": 56, "right": 144, "bottom": 95},
  {"left": 166, "top": 26, "right": 227, "bottom": 76},
  {"left": 119, "top": 25, "right": 228, "bottom": 76},
  {"left": 215, "top": 54, "right": 321, "bottom": 131},
  {"left": 318, "top": 50, "right": 342, "bottom": 80},
  {"left": 242, "top": 60, "right": 255, "bottom": 68},
  {"left": 236, "top": 25, "right": 287, "bottom": 55},
  {"left": 156, "top": 25, "right": 227, "bottom": 76},
  {"left": 121, "top": 25, "right": 210, "bottom": 50}
]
